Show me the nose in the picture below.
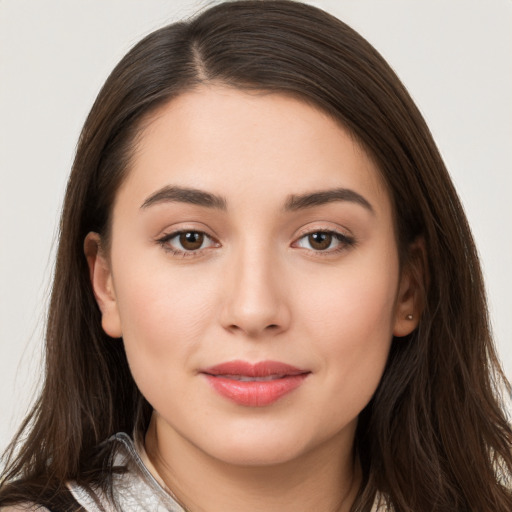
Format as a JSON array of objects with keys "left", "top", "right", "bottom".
[{"left": 219, "top": 246, "right": 291, "bottom": 338}]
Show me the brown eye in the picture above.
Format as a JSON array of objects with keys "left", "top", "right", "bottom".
[
  {"left": 179, "top": 231, "right": 205, "bottom": 250},
  {"left": 157, "top": 229, "right": 218, "bottom": 255},
  {"left": 293, "top": 230, "right": 354, "bottom": 253},
  {"left": 307, "top": 232, "right": 333, "bottom": 251}
]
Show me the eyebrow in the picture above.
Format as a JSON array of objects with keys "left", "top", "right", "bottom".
[
  {"left": 284, "top": 188, "right": 375, "bottom": 214},
  {"left": 140, "top": 185, "right": 374, "bottom": 215},
  {"left": 140, "top": 185, "right": 227, "bottom": 210}
]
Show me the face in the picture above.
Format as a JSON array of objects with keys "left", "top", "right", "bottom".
[{"left": 87, "top": 86, "right": 418, "bottom": 468}]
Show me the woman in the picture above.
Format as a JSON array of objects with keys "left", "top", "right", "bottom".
[{"left": 1, "top": 1, "right": 511, "bottom": 510}]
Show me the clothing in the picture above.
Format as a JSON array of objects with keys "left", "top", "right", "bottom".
[
  {"left": 69, "top": 433, "right": 384, "bottom": 511},
  {"left": 69, "top": 433, "right": 185, "bottom": 511},
  {"left": 2, "top": 433, "right": 383, "bottom": 511}
]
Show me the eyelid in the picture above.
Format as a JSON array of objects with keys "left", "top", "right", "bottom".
[
  {"left": 156, "top": 228, "right": 220, "bottom": 257},
  {"left": 293, "top": 222, "right": 354, "bottom": 241},
  {"left": 154, "top": 223, "right": 355, "bottom": 257},
  {"left": 291, "top": 225, "right": 356, "bottom": 254}
]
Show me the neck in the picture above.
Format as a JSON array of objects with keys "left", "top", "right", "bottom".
[{"left": 144, "top": 415, "right": 361, "bottom": 512}]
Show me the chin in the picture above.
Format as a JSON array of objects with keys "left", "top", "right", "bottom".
[
  {"left": 209, "top": 439, "right": 306, "bottom": 467},
  {"left": 198, "top": 420, "right": 331, "bottom": 468}
]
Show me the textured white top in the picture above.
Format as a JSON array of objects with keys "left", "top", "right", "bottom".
[
  {"left": 70, "top": 433, "right": 384, "bottom": 511},
  {"left": 68, "top": 433, "right": 186, "bottom": 511},
  {"left": 1, "top": 432, "right": 384, "bottom": 511}
]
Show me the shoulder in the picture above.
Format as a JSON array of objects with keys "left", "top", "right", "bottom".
[
  {"left": 371, "top": 493, "right": 393, "bottom": 511},
  {"left": 68, "top": 432, "right": 186, "bottom": 511}
]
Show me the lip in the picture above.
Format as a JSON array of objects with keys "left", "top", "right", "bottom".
[{"left": 201, "top": 360, "right": 310, "bottom": 407}]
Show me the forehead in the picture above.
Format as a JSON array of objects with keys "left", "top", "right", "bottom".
[{"left": 118, "top": 86, "right": 391, "bottom": 218}]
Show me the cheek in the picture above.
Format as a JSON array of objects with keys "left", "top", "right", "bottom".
[
  {"left": 297, "top": 248, "right": 399, "bottom": 339},
  {"left": 294, "top": 250, "right": 398, "bottom": 402},
  {"left": 111, "top": 261, "right": 218, "bottom": 389}
]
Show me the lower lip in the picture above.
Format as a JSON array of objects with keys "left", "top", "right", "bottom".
[{"left": 204, "top": 374, "right": 309, "bottom": 407}]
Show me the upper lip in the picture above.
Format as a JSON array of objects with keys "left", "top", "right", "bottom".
[{"left": 201, "top": 360, "right": 309, "bottom": 377}]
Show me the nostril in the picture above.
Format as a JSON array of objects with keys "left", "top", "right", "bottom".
[{"left": 229, "top": 323, "right": 280, "bottom": 332}]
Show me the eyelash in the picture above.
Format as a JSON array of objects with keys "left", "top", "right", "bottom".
[
  {"left": 156, "top": 229, "right": 356, "bottom": 257},
  {"left": 156, "top": 230, "right": 220, "bottom": 258},
  {"left": 292, "top": 230, "right": 356, "bottom": 255}
]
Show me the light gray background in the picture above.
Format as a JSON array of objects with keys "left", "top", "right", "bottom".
[{"left": 1, "top": 0, "right": 511, "bottom": 454}]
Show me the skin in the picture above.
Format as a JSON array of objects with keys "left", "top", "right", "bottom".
[{"left": 85, "top": 86, "right": 421, "bottom": 512}]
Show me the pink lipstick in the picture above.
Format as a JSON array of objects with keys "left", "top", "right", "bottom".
[{"left": 201, "top": 360, "right": 310, "bottom": 407}]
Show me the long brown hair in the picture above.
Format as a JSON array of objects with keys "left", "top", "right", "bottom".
[{"left": 1, "top": 1, "right": 511, "bottom": 510}]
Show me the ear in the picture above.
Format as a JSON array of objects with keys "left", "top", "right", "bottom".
[
  {"left": 84, "top": 232, "right": 123, "bottom": 338},
  {"left": 393, "top": 237, "right": 427, "bottom": 338}
]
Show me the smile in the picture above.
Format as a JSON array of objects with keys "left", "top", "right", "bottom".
[{"left": 201, "top": 360, "right": 310, "bottom": 407}]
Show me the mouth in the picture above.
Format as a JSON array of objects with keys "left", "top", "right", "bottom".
[
  {"left": 201, "top": 360, "right": 310, "bottom": 407},
  {"left": 217, "top": 374, "right": 290, "bottom": 381}
]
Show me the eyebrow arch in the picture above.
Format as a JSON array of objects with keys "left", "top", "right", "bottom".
[
  {"left": 284, "top": 188, "right": 375, "bottom": 214},
  {"left": 140, "top": 185, "right": 227, "bottom": 210}
]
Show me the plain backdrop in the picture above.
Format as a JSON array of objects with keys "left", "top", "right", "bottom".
[{"left": 1, "top": 0, "right": 511, "bottom": 455}]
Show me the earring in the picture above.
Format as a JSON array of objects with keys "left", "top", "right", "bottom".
[{"left": 406, "top": 314, "right": 413, "bottom": 320}]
